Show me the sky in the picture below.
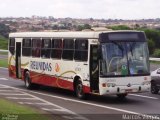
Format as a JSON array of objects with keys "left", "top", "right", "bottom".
[{"left": 0, "top": 0, "right": 160, "bottom": 19}]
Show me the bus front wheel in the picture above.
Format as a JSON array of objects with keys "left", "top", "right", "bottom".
[
  {"left": 24, "top": 71, "right": 33, "bottom": 89},
  {"left": 75, "top": 80, "right": 86, "bottom": 99},
  {"left": 151, "top": 82, "right": 159, "bottom": 94}
]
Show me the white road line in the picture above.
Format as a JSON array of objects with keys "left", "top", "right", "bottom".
[
  {"left": 0, "top": 84, "right": 159, "bottom": 120},
  {"left": 41, "top": 108, "right": 66, "bottom": 112},
  {"left": 0, "top": 93, "right": 27, "bottom": 96},
  {"left": 130, "top": 94, "right": 158, "bottom": 100},
  {"left": 62, "top": 116, "right": 87, "bottom": 120},
  {"left": 6, "top": 97, "right": 38, "bottom": 100},
  {"left": 0, "top": 67, "right": 8, "bottom": 70},
  {"left": 18, "top": 102, "right": 49, "bottom": 105},
  {"left": 0, "top": 86, "right": 9, "bottom": 88},
  {"left": 17, "top": 90, "right": 146, "bottom": 114},
  {"left": 0, "top": 90, "right": 13, "bottom": 91},
  {"left": 0, "top": 84, "right": 88, "bottom": 120},
  {"left": 62, "top": 116, "right": 76, "bottom": 120},
  {"left": 0, "top": 84, "right": 141, "bottom": 114},
  {"left": 0, "top": 78, "right": 8, "bottom": 80}
]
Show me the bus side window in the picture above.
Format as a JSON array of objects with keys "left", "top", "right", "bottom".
[
  {"left": 41, "top": 39, "right": 51, "bottom": 58},
  {"left": 51, "top": 39, "right": 62, "bottom": 59},
  {"left": 22, "top": 39, "right": 31, "bottom": 56},
  {"left": 62, "top": 39, "right": 74, "bottom": 60},
  {"left": 32, "top": 39, "right": 41, "bottom": 57},
  {"left": 74, "top": 39, "right": 88, "bottom": 61},
  {"left": 9, "top": 38, "right": 15, "bottom": 55}
]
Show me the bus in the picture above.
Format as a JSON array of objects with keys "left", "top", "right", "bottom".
[{"left": 8, "top": 30, "right": 151, "bottom": 99}]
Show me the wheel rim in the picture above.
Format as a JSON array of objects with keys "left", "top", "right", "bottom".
[
  {"left": 25, "top": 75, "right": 29, "bottom": 87},
  {"left": 77, "top": 84, "right": 83, "bottom": 97},
  {"left": 151, "top": 85, "right": 156, "bottom": 93}
]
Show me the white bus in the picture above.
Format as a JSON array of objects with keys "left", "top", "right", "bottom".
[{"left": 9, "top": 30, "right": 150, "bottom": 99}]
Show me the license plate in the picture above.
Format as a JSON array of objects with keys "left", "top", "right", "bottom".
[{"left": 125, "top": 89, "right": 132, "bottom": 92}]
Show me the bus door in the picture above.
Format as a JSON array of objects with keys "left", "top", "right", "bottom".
[
  {"left": 90, "top": 45, "right": 99, "bottom": 92},
  {"left": 15, "top": 42, "right": 22, "bottom": 78}
]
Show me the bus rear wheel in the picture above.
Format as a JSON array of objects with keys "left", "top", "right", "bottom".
[
  {"left": 24, "top": 71, "right": 33, "bottom": 89},
  {"left": 75, "top": 80, "right": 86, "bottom": 99}
]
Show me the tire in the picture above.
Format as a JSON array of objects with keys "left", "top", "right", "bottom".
[
  {"left": 151, "top": 82, "right": 159, "bottom": 94},
  {"left": 24, "top": 71, "right": 34, "bottom": 89},
  {"left": 117, "top": 93, "right": 127, "bottom": 99},
  {"left": 75, "top": 80, "right": 86, "bottom": 99}
]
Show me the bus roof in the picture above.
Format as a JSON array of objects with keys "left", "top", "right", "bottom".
[{"left": 9, "top": 30, "right": 142, "bottom": 39}]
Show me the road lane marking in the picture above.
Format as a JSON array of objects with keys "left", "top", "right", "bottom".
[
  {"left": 0, "top": 84, "right": 159, "bottom": 120},
  {"left": 18, "top": 102, "right": 49, "bottom": 105},
  {"left": 0, "top": 67, "right": 8, "bottom": 70},
  {"left": 41, "top": 108, "right": 66, "bottom": 112},
  {"left": 42, "top": 108, "right": 88, "bottom": 120},
  {"left": 0, "top": 86, "right": 9, "bottom": 88},
  {"left": 130, "top": 94, "right": 158, "bottom": 100},
  {"left": 0, "top": 90, "right": 13, "bottom": 91},
  {"left": 6, "top": 97, "right": 38, "bottom": 100},
  {"left": 0, "top": 84, "right": 144, "bottom": 114},
  {"left": 0, "top": 93, "right": 27, "bottom": 96},
  {"left": 0, "top": 84, "right": 88, "bottom": 120},
  {"left": 62, "top": 116, "right": 87, "bottom": 120},
  {"left": 0, "top": 78, "right": 8, "bottom": 80}
]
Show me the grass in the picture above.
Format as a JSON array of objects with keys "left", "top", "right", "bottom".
[
  {"left": 0, "top": 51, "right": 8, "bottom": 55},
  {"left": 0, "top": 35, "right": 8, "bottom": 50},
  {"left": 0, "top": 59, "right": 8, "bottom": 68},
  {"left": 0, "top": 98, "right": 52, "bottom": 120},
  {"left": 150, "top": 60, "right": 160, "bottom": 65}
]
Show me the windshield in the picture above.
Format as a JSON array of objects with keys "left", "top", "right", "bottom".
[{"left": 100, "top": 42, "right": 150, "bottom": 76}]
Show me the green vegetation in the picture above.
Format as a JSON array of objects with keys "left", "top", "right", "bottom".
[
  {"left": 108, "top": 25, "right": 160, "bottom": 57},
  {"left": 144, "top": 29, "right": 160, "bottom": 57},
  {"left": 108, "top": 25, "right": 131, "bottom": 30},
  {"left": 150, "top": 60, "right": 160, "bottom": 65},
  {"left": 0, "top": 35, "right": 8, "bottom": 50},
  {"left": 0, "top": 98, "right": 51, "bottom": 120},
  {"left": 77, "top": 24, "right": 91, "bottom": 31},
  {"left": 152, "top": 49, "right": 160, "bottom": 57},
  {"left": 0, "top": 51, "right": 8, "bottom": 55},
  {"left": 0, "top": 59, "right": 8, "bottom": 68},
  {"left": 0, "top": 23, "right": 10, "bottom": 38}
]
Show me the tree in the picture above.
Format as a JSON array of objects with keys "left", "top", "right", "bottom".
[
  {"left": 109, "top": 25, "right": 131, "bottom": 30},
  {"left": 144, "top": 29, "right": 160, "bottom": 48},
  {"left": 77, "top": 25, "right": 83, "bottom": 31},
  {"left": 77, "top": 24, "right": 91, "bottom": 31},
  {"left": 52, "top": 25, "right": 59, "bottom": 30},
  {"left": 83, "top": 24, "right": 91, "bottom": 29},
  {"left": 148, "top": 39, "right": 155, "bottom": 55},
  {"left": 0, "top": 23, "right": 10, "bottom": 38},
  {"left": 153, "top": 49, "right": 160, "bottom": 57}
]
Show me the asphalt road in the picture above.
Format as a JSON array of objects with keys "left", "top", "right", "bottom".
[
  {"left": 0, "top": 68, "right": 160, "bottom": 120},
  {"left": 0, "top": 54, "right": 7, "bottom": 59}
]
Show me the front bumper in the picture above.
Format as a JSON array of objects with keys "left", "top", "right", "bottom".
[{"left": 99, "top": 84, "right": 151, "bottom": 95}]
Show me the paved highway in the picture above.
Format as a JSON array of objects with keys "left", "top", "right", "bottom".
[{"left": 0, "top": 68, "right": 160, "bottom": 120}]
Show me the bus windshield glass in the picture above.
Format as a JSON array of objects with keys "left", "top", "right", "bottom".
[{"left": 100, "top": 42, "right": 150, "bottom": 76}]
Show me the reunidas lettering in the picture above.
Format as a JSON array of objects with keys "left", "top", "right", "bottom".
[{"left": 30, "top": 61, "right": 52, "bottom": 72}]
